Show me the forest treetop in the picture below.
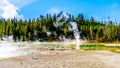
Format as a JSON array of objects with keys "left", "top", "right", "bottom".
[{"left": 0, "top": 12, "right": 119, "bottom": 42}]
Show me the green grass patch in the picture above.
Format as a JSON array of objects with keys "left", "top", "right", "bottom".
[{"left": 80, "top": 44, "right": 120, "bottom": 53}]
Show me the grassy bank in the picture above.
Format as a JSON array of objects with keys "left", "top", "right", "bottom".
[{"left": 80, "top": 44, "right": 120, "bottom": 53}]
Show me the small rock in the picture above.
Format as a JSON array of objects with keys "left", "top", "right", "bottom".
[
  {"left": 49, "top": 48, "right": 55, "bottom": 50},
  {"left": 20, "top": 63, "right": 23, "bottom": 65},
  {"left": 56, "top": 52, "right": 59, "bottom": 55},
  {"left": 31, "top": 56, "right": 38, "bottom": 60}
]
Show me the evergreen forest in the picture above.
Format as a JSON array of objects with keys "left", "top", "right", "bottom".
[{"left": 0, "top": 13, "right": 119, "bottom": 42}]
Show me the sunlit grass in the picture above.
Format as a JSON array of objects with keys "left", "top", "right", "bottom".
[{"left": 80, "top": 44, "right": 120, "bottom": 53}]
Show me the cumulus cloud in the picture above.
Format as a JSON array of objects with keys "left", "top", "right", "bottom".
[
  {"left": 0, "top": 0, "right": 23, "bottom": 19},
  {"left": 0, "top": 0, "right": 37, "bottom": 19}
]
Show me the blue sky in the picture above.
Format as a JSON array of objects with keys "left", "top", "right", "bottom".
[{"left": 1, "top": 0, "right": 120, "bottom": 21}]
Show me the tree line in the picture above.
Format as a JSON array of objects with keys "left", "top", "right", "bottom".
[{"left": 0, "top": 13, "right": 119, "bottom": 42}]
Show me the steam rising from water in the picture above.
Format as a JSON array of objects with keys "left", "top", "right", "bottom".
[
  {"left": 0, "top": 41, "right": 29, "bottom": 59},
  {"left": 55, "top": 11, "right": 81, "bottom": 49},
  {"left": 69, "top": 22, "right": 81, "bottom": 49}
]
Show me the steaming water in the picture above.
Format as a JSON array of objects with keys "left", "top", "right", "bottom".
[
  {"left": 0, "top": 41, "right": 30, "bottom": 59},
  {"left": 55, "top": 11, "right": 81, "bottom": 49},
  {"left": 69, "top": 22, "right": 80, "bottom": 49}
]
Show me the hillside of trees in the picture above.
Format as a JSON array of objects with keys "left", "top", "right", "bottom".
[{"left": 0, "top": 13, "right": 119, "bottom": 42}]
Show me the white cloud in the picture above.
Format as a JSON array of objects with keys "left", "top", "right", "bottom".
[
  {"left": 0, "top": 0, "right": 37, "bottom": 19},
  {"left": 0, "top": 0, "right": 23, "bottom": 19}
]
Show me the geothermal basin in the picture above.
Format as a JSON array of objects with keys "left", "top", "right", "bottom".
[
  {"left": 0, "top": 40, "right": 82, "bottom": 59},
  {"left": 0, "top": 41, "right": 31, "bottom": 59}
]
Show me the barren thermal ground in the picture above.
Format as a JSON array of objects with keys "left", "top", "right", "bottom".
[{"left": 0, "top": 48, "right": 120, "bottom": 68}]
